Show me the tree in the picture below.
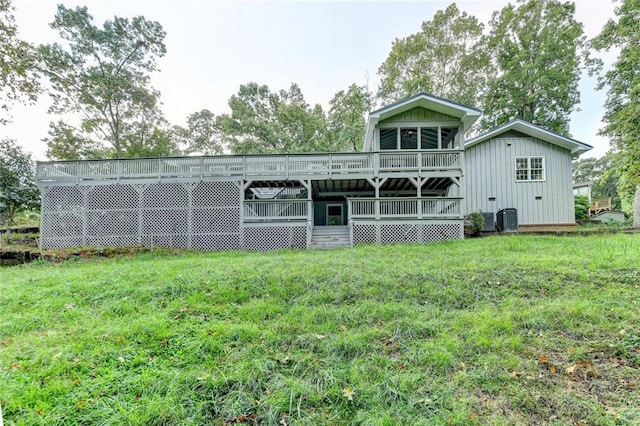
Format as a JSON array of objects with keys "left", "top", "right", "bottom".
[
  {"left": 327, "top": 84, "right": 373, "bottom": 152},
  {"left": 483, "top": 0, "right": 586, "bottom": 133},
  {"left": 592, "top": 0, "right": 640, "bottom": 223},
  {"left": 119, "top": 119, "right": 179, "bottom": 158},
  {"left": 572, "top": 152, "right": 622, "bottom": 210},
  {"left": 39, "top": 5, "right": 167, "bottom": 159},
  {"left": 377, "top": 3, "right": 489, "bottom": 107},
  {"left": 0, "top": 0, "right": 40, "bottom": 123},
  {"left": 574, "top": 195, "right": 589, "bottom": 220},
  {"left": 222, "top": 83, "right": 329, "bottom": 154},
  {"left": 0, "top": 139, "right": 39, "bottom": 232},
  {"left": 174, "top": 109, "right": 225, "bottom": 155}
]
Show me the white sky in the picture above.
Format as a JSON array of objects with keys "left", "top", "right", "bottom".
[{"left": 4, "top": 0, "right": 617, "bottom": 160}]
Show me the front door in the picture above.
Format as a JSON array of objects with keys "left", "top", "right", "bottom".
[{"left": 326, "top": 204, "right": 343, "bottom": 226}]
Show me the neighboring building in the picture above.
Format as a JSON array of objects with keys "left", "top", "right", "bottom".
[
  {"left": 36, "top": 94, "right": 592, "bottom": 250},
  {"left": 573, "top": 181, "right": 593, "bottom": 201},
  {"left": 590, "top": 210, "right": 627, "bottom": 223},
  {"left": 464, "top": 120, "right": 591, "bottom": 232}
]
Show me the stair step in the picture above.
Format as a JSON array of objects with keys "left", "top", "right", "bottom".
[{"left": 310, "top": 226, "right": 350, "bottom": 249}]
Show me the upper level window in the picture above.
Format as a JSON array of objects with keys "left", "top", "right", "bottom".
[
  {"left": 420, "top": 128, "right": 438, "bottom": 149},
  {"left": 380, "top": 128, "right": 397, "bottom": 150},
  {"left": 379, "top": 126, "right": 459, "bottom": 150},
  {"left": 515, "top": 156, "right": 545, "bottom": 181},
  {"left": 400, "top": 128, "right": 418, "bottom": 149}
]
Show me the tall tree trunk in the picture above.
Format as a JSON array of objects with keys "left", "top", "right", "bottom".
[{"left": 634, "top": 184, "right": 640, "bottom": 228}]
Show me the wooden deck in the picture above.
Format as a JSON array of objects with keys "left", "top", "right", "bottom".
[{"left": 36, "top": 151, "right": 463, "bottom": 184}]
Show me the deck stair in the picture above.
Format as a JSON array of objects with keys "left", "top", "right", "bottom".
[{"left": 310, "top": 226, "right": 350, "bottom": 249}]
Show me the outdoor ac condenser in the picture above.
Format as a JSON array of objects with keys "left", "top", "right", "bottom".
[
  {"left": 482, "top": 212, "right": 495, "bottom": 232},
  {"left": 497, "top": 208, "right": 518, "bottom": 232}
]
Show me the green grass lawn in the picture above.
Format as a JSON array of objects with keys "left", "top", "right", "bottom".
[{"left": 1, "top": 235, "right": 639, "bottom": 425}]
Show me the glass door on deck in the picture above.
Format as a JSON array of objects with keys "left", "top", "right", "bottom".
[{"left": 326, "top": 204, "right": 343, "bottom": 226}]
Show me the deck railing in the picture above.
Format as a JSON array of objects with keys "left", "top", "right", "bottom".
[
  {"left": 349, "top": 197, "right": 462, "bottom": 219},
  {"left": 36, "top": 151, "right": 462, "bottom": 182},
  {"left": 243, "top": 200, "right": 311, "bottom": 221}
]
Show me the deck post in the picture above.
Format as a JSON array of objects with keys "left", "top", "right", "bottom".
[
  {"left": 187, "top": 183, "right": 194, "bottom": 249},
  {"left": 459, "top": 150, "right": 466, "bottom": 220}
]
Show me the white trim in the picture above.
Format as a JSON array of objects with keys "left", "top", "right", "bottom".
[
  {"left": 515, "top": 156, "right": 546, "bottom": 182},
  {"left": 377, "top": 125, "right": 460, "bottom": 150},
  {"left": 466, "top": 119, "right": 592, "bottom": 156}
]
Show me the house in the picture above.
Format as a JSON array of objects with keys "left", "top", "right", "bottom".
[
  {"left": 464, "top": 119, "right": 592, "bottom": 232},
  {"left": 35, "top": 93, "right": 592, "bottom": 250},
  {"left": 589, "top": 210, "right": 627, "bottom": 223},
  {"left": 573, "top": 181, "right": 593, "bottom": 201}
]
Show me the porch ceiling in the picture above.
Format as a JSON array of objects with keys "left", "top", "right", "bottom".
[
  {"left": 246, "top": 180, "right": 304, "bottom": 188},
  {"left": 312, "top": 179, "right": 372, "bottom": 194}
]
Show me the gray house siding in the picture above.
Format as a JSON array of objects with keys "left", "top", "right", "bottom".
[
  {"left": 464, "top": 136, "right": 575, "bottom": 225},
  {"left": 378, "top": 107, "right": 458, "bottom": 124}
]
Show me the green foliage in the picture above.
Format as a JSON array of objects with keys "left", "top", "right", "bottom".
[
  {"left": 483, "top": 0, "right": 586, "bottom": 133},
  {"left": 592, "top": 0, "right": 640, "bottom": 219},
  {"left": 0, "top": 0, "right": 40, "bottom": 123},
  {"left": 174, "top": 109, "right": 225, "bottom": 155},
  {"left": 0, "top": 139, "right": 39, "bottom": 231},
  {"left": 222, "top": 83, "right": 330, "bottom": 154},
  {"left": 465, "top": 211, "right": 485, "bottom": 234},
  {"left": 377, "top": 3, "right": 488, "bottom": 108},
  {"left": 572, "top": 152, "right": 622, "bottom": 210},
  {"left": 574, "top": 195, "right": 589, "bottom": 220},
  {"left": 39, "top": 5, "right": 169, "bottom": 159},
  {"left": 327, "top": 83, "right": 373, "bottom": 152},
  {"left": 1, "top": 236, "right": 639, "bottom": 423}
]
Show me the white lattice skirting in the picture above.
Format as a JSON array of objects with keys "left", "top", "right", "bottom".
[
  {"left": 352, "top": 221, "right": 463, "bottom": 245},
  {"left": 40, "top": 182, "right": 463, "bottom": 251}
]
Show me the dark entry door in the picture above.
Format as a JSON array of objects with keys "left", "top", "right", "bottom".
[{"left": 326, "top": 204, "right": 343, "bottom": 226}]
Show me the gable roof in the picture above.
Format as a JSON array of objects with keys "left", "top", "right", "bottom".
[
  {"left": 465, "top": 119, "right": 592, "bottom": 156},
  {"left": 363, "top": 93, "right": 482, "bottom": 151}
]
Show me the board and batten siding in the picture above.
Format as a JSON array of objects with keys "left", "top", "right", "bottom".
[
  {"left": 378, "top": 107, "right": 458, "bottom": 125},
  {"left": 464, "top": 136, "right": 575, "bottom": 225}
]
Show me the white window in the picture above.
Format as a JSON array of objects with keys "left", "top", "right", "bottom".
[
  {"left": 378, "top": 126, "right": 459, "bottom": 150},
  {"left": 515, "top": 156, "right": 545, "bottom": 181}
]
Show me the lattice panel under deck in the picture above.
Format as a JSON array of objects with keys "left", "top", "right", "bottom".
[
  {"left": 243, "top": 225, "right": 308, "bottom": 251},
  {"left": 40, "top": 211, "right": 84, "bottom": 248},
  {"left": 142, "top": 183, "right": 189, "bottom": 208},
  {"left": 420, "top": 223, "right": 463, "bottom": 242},
  {"left": 193, "top": 181, "right": 240, "bottom": 207},
  {"left": 42, "top": 186, "right": 84, "bottom": 211},
  {"left": 192, "top": 208, "right": 240, "bottom": 234},
  {"left": 352, "top": 221, "right": 463, "bottom": 246},
  {"left": 353, "top": 224, "right": 376, "bottom": 245},
  {"left": 380, "top": 224, "right": 419, "bottom": 244},
  {"left": 86, "top": 211, "right": 138, "bottom": 236},
  {"left": 88, "top": 184, "right": 139, "bottom": 210},
  {"left": 85, "top": 185, "right": 140, "bottom": 247}
]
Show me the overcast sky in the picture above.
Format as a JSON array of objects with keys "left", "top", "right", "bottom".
[{"left": 4, "top": 0, "right": 617, "bottom": 160}]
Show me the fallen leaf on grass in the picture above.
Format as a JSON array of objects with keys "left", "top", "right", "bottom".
[
  {"left": 565, "top": 365, "right": 577, "bottom": 375},
  {"left": 342, "top": 387, "right": 355, "bottom": 401},
  {"left": 540, "top": 354, "right": 549, "bottom": 363},
  {"left": 469, "top": 412, "right": 476, "bottom": 420},
  {"left": 550, "top": 365, "right": 557, "bottom": 374}
]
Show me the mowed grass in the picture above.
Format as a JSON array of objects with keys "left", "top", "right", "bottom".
[{"left": 1, "top": 235, "right": 639, "bottom": 425}]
